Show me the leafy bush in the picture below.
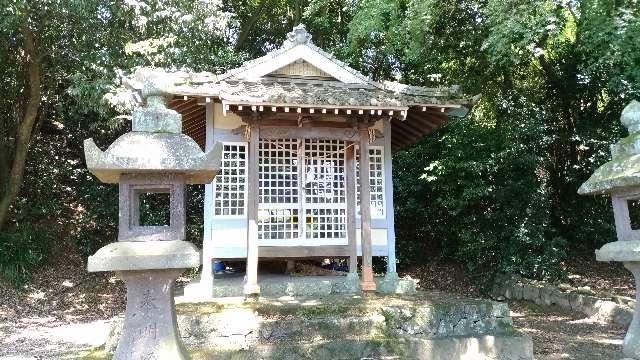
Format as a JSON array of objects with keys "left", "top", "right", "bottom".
[{"left": 0, "top": 225, "right": 51, "bottom": 288}]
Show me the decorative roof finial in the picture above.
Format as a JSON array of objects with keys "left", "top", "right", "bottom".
[
  {"left": 621, "top": 100, "right": 640, "bottom": 134},
  {"left": 284, "top": 24, "right": 312, "bottom": 48}
]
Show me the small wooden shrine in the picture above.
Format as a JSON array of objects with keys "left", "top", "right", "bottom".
[{"left": 124, "top": 24, "right": 468, "bottom": 296}]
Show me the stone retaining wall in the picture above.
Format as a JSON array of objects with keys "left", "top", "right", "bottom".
[
  {"left": 493, "top": 276, "right": 634, "bottom": 326},
  {"left": 103, "top": 295, "right": 533, "bottom": 359}
]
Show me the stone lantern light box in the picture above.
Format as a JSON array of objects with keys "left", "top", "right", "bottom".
[
  {"left": 119, "top": 174, "right": 185, "bottom": 241},
  {"left": 579, "top": 100, "right": 640, "bottom": 360}
]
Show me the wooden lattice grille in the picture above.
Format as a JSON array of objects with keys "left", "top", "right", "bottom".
[
  {"left": 304, "top": 139, "right": 347, "bottom": 241},
  {"left": 213, "top": 143, "right": 248, "bottom": 216},
  {"left": 257, "top": 139, "right": 300, "bottom": 241},
  {"left": 256, "top": 138, "right": 349, "bottom": 245},
  {"left": 356, "top": 146, "right": 385, "bottom": 218}
]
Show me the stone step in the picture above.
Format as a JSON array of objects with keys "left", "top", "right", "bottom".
[
  {"left": 176, "top": 301, "right": 514, "bottom": 348},
  {"left": 190, "top": 335, "right": 533, "bottom": 360}
]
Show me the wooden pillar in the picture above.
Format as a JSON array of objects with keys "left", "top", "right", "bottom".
[
  {"left": 383, "top": 118, "right": 397, "bottom": 273},
  {"left": 200, "top": 102, "right": 215, "bottom": 296},
  {"left": 358, "top": 122, "right": 376, "bottom": 291},
  {"left": 345, "top": 141, "right": 358, "bottom": 273},
  {"left": 244, "top": 117, "right": 260, "bottom": 296}
]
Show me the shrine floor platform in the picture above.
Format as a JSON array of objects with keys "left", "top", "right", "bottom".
[
  {"left": 180, "top": 272, "right": 417, "bottom": 299},
  {"left": 94, "top": 292, "right": 534, "bottom": 360}
]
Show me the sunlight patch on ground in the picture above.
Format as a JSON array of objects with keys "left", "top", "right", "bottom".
[{"left": 592, "top": 337, "right": 623, "bottom": 345}]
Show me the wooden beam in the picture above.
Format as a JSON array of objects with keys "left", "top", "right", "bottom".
[
  {"left": 171, "top": 98, "right": 199, "bottom": 113},
  {"left": 259, "top": 126, "right": 359, "bottom": 141},
  {"left": 244, "top": 116, "right": 260, "bottom": 296},
  {"left": 345, "top": 142, "right": 358, "bottom": 274},
  {"left": 391, "top": 122, "right": 422, "bottom": 143},
  {"left": 358, "top": 122, "right": 376, "bottom": 292},
  {"left": 181, "top": 107, "right": 206, "bottom": 122},
  {"left": 408, "top": 112, "right": 443, "bottom": 128},
  {"left": 399, "top": 117, "right": 431, "bottom": 136},
  {"left": 258, "top": 245, "right": 352, "bottom": 258}
]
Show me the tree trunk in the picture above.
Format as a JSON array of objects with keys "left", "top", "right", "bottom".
[
  {"left": 234, "top": 1, "right": 268, "bottom": 51},
  {"left": 0, "top": 26, "right": 41, "bottom": 230}
]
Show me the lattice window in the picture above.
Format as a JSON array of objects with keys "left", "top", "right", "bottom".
[
  {"left": 258, "top": 139, "right": 300, "bottom": 241},
  {"left": 304, "top": 139, "right": 347, "bottom": 240},
  {"left": 304, "top": 139, "right": 346, "bottom": 206},
  {"left": 356, "top": 146, "right": 385, "bottom": 218},
  {"left": 213, "top": 143, "right": 247, "bottom": 216},
  {"left": 258, "top": 208, "right": 299, "bottom": 240},
  {"left": 305, "top": 208, "right": 347, "bottom": 240}
]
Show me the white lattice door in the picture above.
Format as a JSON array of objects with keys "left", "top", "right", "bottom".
[
  {"left": 303, "top": 139, "right": 347, "bottom": 245},
  {"left": 257, "top": 138, "right": 347, "bottom": 246}
]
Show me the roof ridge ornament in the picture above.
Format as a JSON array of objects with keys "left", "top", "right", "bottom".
[{"left": 284, "top": 24, "right": 312, "bottom": 48}]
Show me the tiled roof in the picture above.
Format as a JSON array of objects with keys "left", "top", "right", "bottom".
[{"left": 170, "top": 79, "right": 464, "bottom": 108}]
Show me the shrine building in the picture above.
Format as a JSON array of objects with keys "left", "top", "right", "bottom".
[{"left": 138, "top": 25, "right": 468, "bottom": 295}]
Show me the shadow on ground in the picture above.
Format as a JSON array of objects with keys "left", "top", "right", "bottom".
[{"left": 510, "top": 300, "right": 625, "bottom": 360}]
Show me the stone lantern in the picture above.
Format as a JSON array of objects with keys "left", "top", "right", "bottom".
[
  {"left": 579, "top": 100, "right": 640, "bottom": 359},
  {"left": 84, "top": 72, "right": 221, "bottom": 360}
]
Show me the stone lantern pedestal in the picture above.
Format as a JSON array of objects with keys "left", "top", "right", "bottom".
[
  {"left": 580, "top": 100, "right": 640, "bottom": 359},
  {"left": 84, "top": 71, "right": 221, "bottom": 360}
]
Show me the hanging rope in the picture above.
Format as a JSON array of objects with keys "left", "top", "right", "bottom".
[
  {"left": 243, "top": 125, "right": 251, "bottom": 141},
  {"left": 261, "top": 138, "right": 356, "bottom": 160}
]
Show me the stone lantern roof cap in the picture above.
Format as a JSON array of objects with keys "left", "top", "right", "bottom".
[
  {"left": 579, "top": 100, "right": 640, "bottom": 195},
  {"left": 84, "top": 69, "right": 222, "bottom": 184}
]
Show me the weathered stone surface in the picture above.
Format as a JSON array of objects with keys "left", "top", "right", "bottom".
[
  {"left": 579, "top": 100, "right": 640, "bottom": 195},
  {"left": 114, "top": 269, "right": 188, "bottom": 360},
  {"left": 332, "top": 272, "right": 360, "bottom": 294},
  {"left": 84, "top": 134, "right": 221, "bottom": 184},
  {"left": 377, "top": 272, "right": 417, "bottom": 294},
  {"left": 623, "top": 262, "right": 640, "bottom": 359},
  {"left": 88, "top": 240, "right": 200, "bottom": 272},
  {"left": 132, "top": 96, "right": 182, "bottom": 133},
  {"left": 596, "top": 240, "right": 640, "bottom": 262},
  {"left": 104, "top": 294, "right": 532, "bottom": 360},
  {"left": 118, "top": 173, "right": 187, "bottom": 242},
  {"left": 494, "top": 276, "right": 635, "bottom": 328},
  {"left": 183, "top": 273, "right": 418, "bottom": 298}
]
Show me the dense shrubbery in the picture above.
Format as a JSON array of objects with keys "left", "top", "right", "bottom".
[{"left": 0, "top": 225, "right": 51, "bottom": 288}]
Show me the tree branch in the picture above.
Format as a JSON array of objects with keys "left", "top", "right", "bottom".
[{"left": 234, "top": 0, "right": 269, "bottom": 51}]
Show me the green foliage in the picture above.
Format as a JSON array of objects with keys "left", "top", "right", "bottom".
[
  {"left": 0, "top": 225, "right": 51, "bottom": 288},
  {"left": 350, "top": 0, "right": 639, "bottom": 280}
]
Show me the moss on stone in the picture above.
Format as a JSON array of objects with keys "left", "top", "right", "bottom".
[
  {"left": 177, "top": 301, "right": 225, "bottom": 315},
  {"left": 78, "top": 346, "right": 108, "bottom": 360},
  {"left": 251, "top": 298, "right": 367, "bottom": 319}
]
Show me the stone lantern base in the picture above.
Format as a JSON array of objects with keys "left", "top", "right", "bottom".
[
  {"left": 88, "top": 240, "right": 200, "bottom": 360},
  {"left": 115, "top": 269, "right": 188, "bottom": 360}
]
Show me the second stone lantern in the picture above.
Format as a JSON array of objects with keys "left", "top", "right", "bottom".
[
  {"left": 579, "top": 100, "right": 640, "bottom": 360},
  {"left": 84, "top": 71, "right": 221, "bottom": 360}
]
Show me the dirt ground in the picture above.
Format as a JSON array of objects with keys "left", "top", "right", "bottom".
[
  {"left": 0, "top": 254, "right": 632, "bottom": 359},
  {"left": 510, "top": 300, "right": 626, "bottom": 360}
]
